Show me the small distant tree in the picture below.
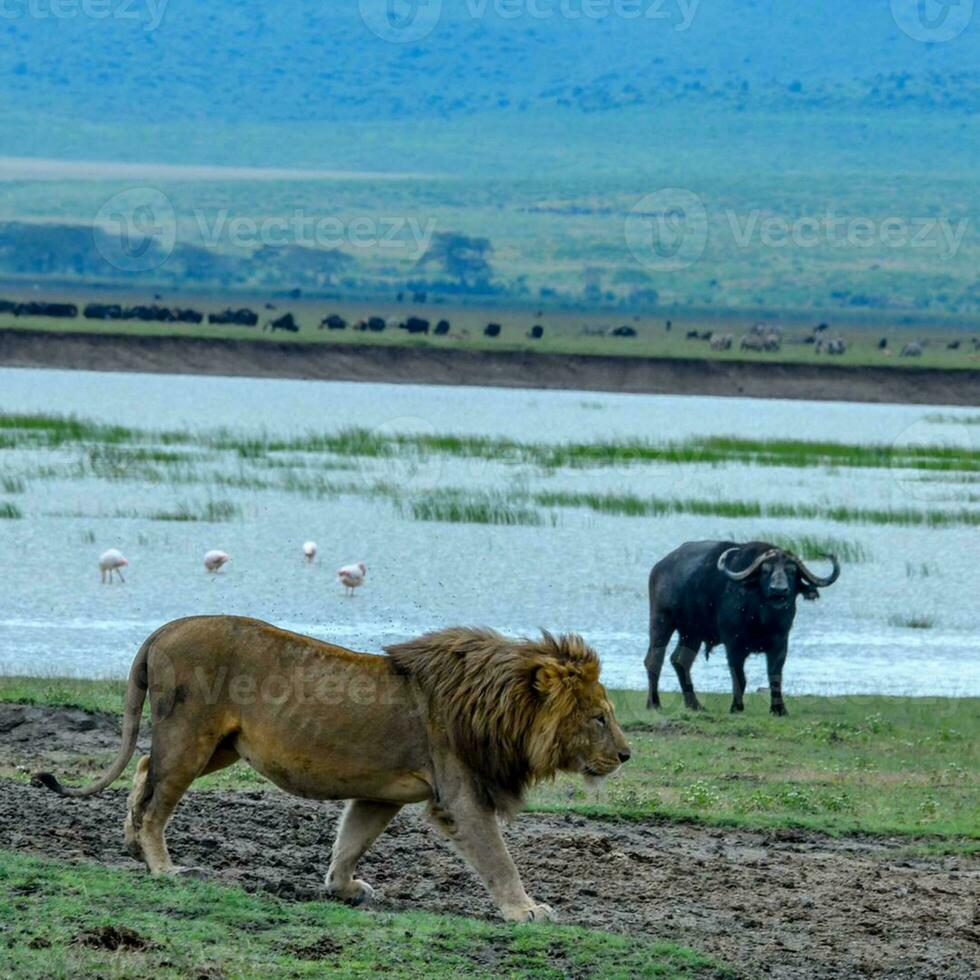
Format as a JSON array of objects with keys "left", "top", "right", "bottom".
[{"left": 416, "top": 232, "right": 494, "bottom": 288}]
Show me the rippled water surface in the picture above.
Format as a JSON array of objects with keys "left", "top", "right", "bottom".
[{"left": 1, "top": 366, "right": 977, "bottom": 697}]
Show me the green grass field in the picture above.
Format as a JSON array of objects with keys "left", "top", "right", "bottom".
[
  {"left": 2, "top": 678, "right": 976, "bottom": 844},
  {"left": 0, "top": 850, "right": 726, "bottom": 979},
  {"left": 2, "top": 293, "right": 978, "bottom": 371}
]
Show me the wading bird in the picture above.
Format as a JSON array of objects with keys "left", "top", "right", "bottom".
[
  {"left": 303, "top": 541, "right": 317, "bottom": 564},
  {"left": 204, "top": 550, "right": 231, "bottom": 574},
  {"left": 338, "top": 562, "right": 366, "bottom": 596},
  {"left": 99, "top": 549, "right": 129, "bottom": 584}
]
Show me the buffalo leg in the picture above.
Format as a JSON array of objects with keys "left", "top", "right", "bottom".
[
  {"left": 644, "top": 614, "right": 673, "bottom": 710},
  {"left": 670, "top": 638, "right": 702, "bottom": 711},
  {"left": 727, "top": 647, "right": 748, "bottom": 713},
  {"left": 766, "top": 646, "right": 789, "bottom": 716}
]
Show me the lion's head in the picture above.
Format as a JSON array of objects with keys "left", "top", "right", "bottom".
[{"left": 385, "top": 627, "right": 631, "bottom": 816}]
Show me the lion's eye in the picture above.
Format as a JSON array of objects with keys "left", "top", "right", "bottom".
[{"left": 594, "top": 715, "right": 606, "bottom": 727}]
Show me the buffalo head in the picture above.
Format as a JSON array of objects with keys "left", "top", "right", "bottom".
[{"left": 717, "top": 544, "right": 840, "bottom": 607}]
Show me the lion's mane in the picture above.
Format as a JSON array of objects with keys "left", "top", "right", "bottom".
[{"left": 385, "top": 627, "right": 601, "bottom": 817}]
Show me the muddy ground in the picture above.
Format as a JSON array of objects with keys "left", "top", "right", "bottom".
[
  {"left": 0, "top": 704, "right": 977, "bottom": 979},
  {"left": 3, "top": 327, "right": 979, "bottom": 405}
]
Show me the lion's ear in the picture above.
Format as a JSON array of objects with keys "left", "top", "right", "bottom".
[
  {"left": 533, "top": 660, "right": 598, "bottom": 699},
  {"left": 533, "top": 662, "right": 571, "bottom": 699}
]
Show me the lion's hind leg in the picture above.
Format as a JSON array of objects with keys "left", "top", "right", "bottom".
[
  {"left": 124, "top": 754, "right": 152, "bottom": 860},
  {"left": 135, "top": 732, "right": 232, "bottom": 877},
  {"left": 325, "top": 800, "right": 402, "bottom": 905}
]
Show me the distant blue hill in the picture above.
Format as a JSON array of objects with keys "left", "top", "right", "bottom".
[{"left": 1, "top": 1, "right": 976, "bottom": 165}]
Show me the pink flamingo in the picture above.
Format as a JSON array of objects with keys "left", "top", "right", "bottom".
[
  {"left": 204, "top": 550, "right": 231, "bottom": 574},
  {"left": 99, "top": 548, "right": 129, "bottom": 584},
  {"left": 337, "top": 561, "right": 366, "bottom": 597},
  {"left": 303, "top": 541, "right": 317, "bottom": 564}
]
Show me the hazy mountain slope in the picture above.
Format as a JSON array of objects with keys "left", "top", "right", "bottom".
[{"left": 0, "top": 1, "right": 975, "bottom": 160}]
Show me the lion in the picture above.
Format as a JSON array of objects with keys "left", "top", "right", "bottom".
[{"left": 35, "top": 616, "right": 631, "bottom": 922}]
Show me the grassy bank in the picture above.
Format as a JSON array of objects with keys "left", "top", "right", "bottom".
[
  {"left": 4, "top": 295, "right": 979, "bottom": 371},
  {"left": 0, "top": 850, "right": 725, "bottom": 979},
  {"left": 2, "top": 678, "right": 976, "bottom": 844}
]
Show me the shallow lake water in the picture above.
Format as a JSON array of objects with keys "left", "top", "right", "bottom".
[{"left": 0, "top": 366, "right": 977, "bottom": 699}]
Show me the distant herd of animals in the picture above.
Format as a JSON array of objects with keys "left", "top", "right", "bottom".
[
  {"left": 98, "top": 543, "right": 367, "bottom": 595},
  {"left": 683, "top": 320, "right": 976, "bottom": 357},
  {"left": 3, "top": 297, "right": 977, "bottom": 354},
  {"left": 32, "top": 535, "right": 837, "bottom": 921},
  {"left": 0, "top": 298, "right": 548, "bottom": 340}
]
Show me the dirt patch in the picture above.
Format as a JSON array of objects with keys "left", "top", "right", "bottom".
[
  {"left": 0, "top": 703, "right": 121, "bottom": 748},
  {"left": 72, "top": 924, "right": 157, "bottom": 952},
  {"left": 2, "top": 327, "right": 978, "bottom": 406},
  {"left": 288, "top": 935, "right": 345, "bottom": 961},
  {"left": 0, "top": 703, "right": 150, "bottom": 780},
  {"left": 1, "top": 706, "right": 978, "bottom": 980}
]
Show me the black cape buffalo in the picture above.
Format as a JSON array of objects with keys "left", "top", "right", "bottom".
[
  {"left": 644, "top": 540, "right": 840, "bottom": 716},
  {"left": 266, "top": 313, "right": 299, "bottom": 333},
  {"left": 400, "top": 316, "right": 429, "bottom": 334}
]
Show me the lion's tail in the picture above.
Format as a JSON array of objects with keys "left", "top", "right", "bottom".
[{"left": 34, "top": 631, "right": 154, "bottom": 798}]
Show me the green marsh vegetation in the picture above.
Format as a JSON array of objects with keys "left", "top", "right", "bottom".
[
  {"left": 2, "top": 411, "right": 978, "bottom": 530},
  {"left": 766, "top": 535, "right": 869, "bottom": 563},
  {"left": 1, "top": 412, "right": 977, "bottom": 474},
  {"left": 400, "top": 490, "right": 544, "bottom": 527},
  {"left": 148, "top": 499, "right": 242, "bottom": 523},
  {"left": 530, "top": 490, "right": 980, "bottom": 528},
  {"left": 888, "top": 614, "right": 936, "bottom": 630}
]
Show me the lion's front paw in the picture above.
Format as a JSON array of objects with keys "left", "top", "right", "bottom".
[
  {"left": 503, "top": 902, "right": 557, "bottom": 923},
  {"left": 325, "top": 878, "right": 376, "bottom": 906}
]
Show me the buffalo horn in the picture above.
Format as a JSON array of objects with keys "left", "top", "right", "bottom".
[
  {"left": 717, "top": 547, "right": 780, "bottom": 581},
  {"left": 795, "top": 553, "right": 841, "bottom": 588}
]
